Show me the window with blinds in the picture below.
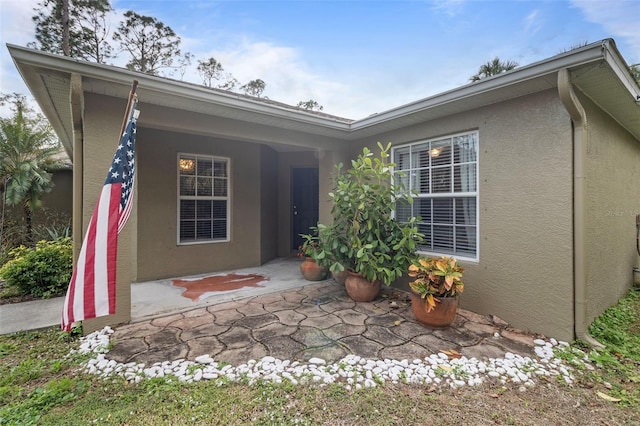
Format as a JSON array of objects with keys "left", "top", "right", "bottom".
[
  {"left": 393, "top": 131, "right": 478, "bottom": 260},
  {"left": 178, "top": 154, "right": 229, "bottom": 244}
]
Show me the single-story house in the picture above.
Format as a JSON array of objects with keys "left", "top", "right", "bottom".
[{"left": 8, "top": 39, "right": 640, "bottom": 341}]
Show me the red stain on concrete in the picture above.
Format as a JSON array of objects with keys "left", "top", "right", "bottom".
[{"left": 172, "top": 273, "right": 268, "bottom": 301}]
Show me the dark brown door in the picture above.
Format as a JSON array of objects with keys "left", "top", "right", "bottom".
[{"left": 291, "top": 167, "right": 319, "bottom": 251}]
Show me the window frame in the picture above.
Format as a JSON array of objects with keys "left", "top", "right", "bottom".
[
  {"left": 176, "top": 153, "right": 231, "bottom": 245},
  {"left": 392, "top": 131, "right": 479, "bottom": 262}
]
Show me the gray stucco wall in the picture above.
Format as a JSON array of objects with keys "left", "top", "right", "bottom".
[
  {"left": 581, "top": 91, "right": 640, "bottom": 325},
  {"left": 354, "top": 89, "right": 576, "bottom": 340},
  {"left": 260, "top": 145, "right": 279, "bottom": 264},
  {"left": 135, "top": 127, "right": 264, "bottom": 281}
]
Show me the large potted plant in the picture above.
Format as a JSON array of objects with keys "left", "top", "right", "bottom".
[
  {"left": 319, "top": 142, "right": 422, "bottom": 302},
  {"left": 408, "top": 256, "right": 464, "bottom": 327}
]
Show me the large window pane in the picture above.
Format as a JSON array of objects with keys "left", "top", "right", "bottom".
[
  {"left": 179, "top": 156, "right": 196, "bottom": 175},
  {"left": 212, "top": 220, "right": 227, "bottom": 239},
  {"left": 433, "top": 225, "right": 454, "bottom": 251},
  {"left": 414, "top": 198, "right": 432, "bottom": 222},
  {"left": 197, "top": 158, "right": 213, "bottom": 176},
  {"left": 455, "top": 198, "right": 476, "bottom": 225},
  {"left": 430, "top": 139, "right": 451, "bottom": 166},
  {"left": 196, "top": 220, "right": 212, "bottom": 239},
  {"left": 213, "top": 200, "right": 227, "bottom": 219},
  {"left": 197, "top": 177, "right": 212, "bottom": 196},
  {"left": 395, "top": 199, "right": 411, "bottom": 222},
  {"left": 454, "top": 164, "right": 477, "bottom": 192},
  {"left": 431, "top": 167, "right": 451, "bottom": 193},
  {"left": 394, "top": 172, "right": 409, "bottom": 194},
  {"left": 411, "top": 143, "right": 430, "bottom": 169},
  {"left": 418, "top": 224, "right": 431, "bottom": 250},
  {"left": 395, "top": 146, "right": 410, "bottom": 170},
  {"left": 180, "top": 221, "right": 195, "bottom": 241},
  {"left": 180, "top": 176, "right": 195, "bottom": 196},
  {"left": 453, "top": 134, "right": 478, "bottom": 163},
  {"left": 433, "top": 198, "right": 453, "bottom": 224},
  {"left": 455, "top": 226, "right": 477, "bottom": 256},
  {"left": 411, "top": 169, "right": 430, "bottom": 194},
  {"left": 213, "top": 178, "right": 227, "bottom": 196},
  {"left": 180, "top": 200, "right": 195, "bottom": 220},
  {"left": 196, "top": 200, "right": 212, "bottom": 220},
  {"left": 214, "top": 160, "right": 227, "bottom": 177}
]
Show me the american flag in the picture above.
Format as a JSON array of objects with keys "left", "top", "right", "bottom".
[{"left": 62, "top": 104, "right": 139, "bottom": 331}]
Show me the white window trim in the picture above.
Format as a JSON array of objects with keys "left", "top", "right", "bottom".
[
  {"left": 177, "top": 153, "right": 231, "bottom": 246},
  {"left": 392, "top": 131, "right": 479, "bottom": 262}
]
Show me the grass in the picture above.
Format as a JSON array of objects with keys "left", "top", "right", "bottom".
[{"left": 1, "top": 290, "right": 639, "bottom": 425}]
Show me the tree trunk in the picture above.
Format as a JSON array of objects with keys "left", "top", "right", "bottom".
[
  {"left": 62, "top": 0, "right": 70, "bottom": 56},
  {"left": 24, "top": 203, "right": 33, "bottom": 244}
]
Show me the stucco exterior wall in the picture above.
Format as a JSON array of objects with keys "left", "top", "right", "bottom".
[
  {"left": 38, "top": 169, "right": 73, "bottom": 223},
  {"left": 354, "top": 89, "right": 576, "bottom": 340},
  {"left": 135, "top": 127, "right": 264, "bottom": 281},
  {"left": 580, "top": 91, "right": 640, "bottom": 325},
  {"left": 260, "top": 145, "right": 279, "bottom": 264},
  {"left": 81, "top": 93, "right": 133, "bottom": 333}
]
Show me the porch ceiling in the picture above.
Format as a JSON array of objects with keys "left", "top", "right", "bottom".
[{"left": 7, "top": 39, "right": 640, "bottom": 158}]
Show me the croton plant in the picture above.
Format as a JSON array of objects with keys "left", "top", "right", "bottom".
[{"left": 408, "top": 256, "right": 464, "bottom": 312}]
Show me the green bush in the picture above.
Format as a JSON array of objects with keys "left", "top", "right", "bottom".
[{"left": 0, "top": 237, "right": 72, "bottom": 298}]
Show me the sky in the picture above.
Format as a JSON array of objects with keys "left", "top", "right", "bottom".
[{"left": 1, "top": 0, "right": 639, "bottom": 120}]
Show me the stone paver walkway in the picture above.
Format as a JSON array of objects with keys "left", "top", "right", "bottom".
[{"left": 108, "top": 282, "right": 539, "bottom": 366}]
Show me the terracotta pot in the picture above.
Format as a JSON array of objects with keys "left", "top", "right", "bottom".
[
  {"left": 410, "top": 291, "right": 458, "bottom": 327},
  {"left": 331, "top": 269, "right": 348, "bottom": 285},
  {"left": 344, "top": 271, "right": 381, "bottom": 302},
  {"left": 300, "top": 258, "right": 328, "bottom": 281}
]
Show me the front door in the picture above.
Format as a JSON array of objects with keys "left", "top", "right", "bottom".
[{"left": 291, "top": 167, "right": 319, "bottom": 251}]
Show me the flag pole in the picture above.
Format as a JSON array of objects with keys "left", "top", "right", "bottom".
[{"left": 119, "top": 80, "right": 139, "bottom": 138}]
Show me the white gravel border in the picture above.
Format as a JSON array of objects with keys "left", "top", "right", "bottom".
[{"left": 71, "top": 327, "right": 592, "bottom": 391}]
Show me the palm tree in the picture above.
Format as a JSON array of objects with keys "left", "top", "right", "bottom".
[
  {"left": 470, "top": 57, "right": 519, "bottom": 82},
  {"left": 0, "top": 96, "right": 60, "bottom": 242}
]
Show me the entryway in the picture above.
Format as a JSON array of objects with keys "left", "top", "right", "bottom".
[{"left": 290, "top": 167, "right": 319, "bottom": 251}]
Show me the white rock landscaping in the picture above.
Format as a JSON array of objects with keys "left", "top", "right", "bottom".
[{"left": 72, "top": 326, "right": 590, "bottom": 390}]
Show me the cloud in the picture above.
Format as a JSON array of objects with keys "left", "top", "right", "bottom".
[
  {"left": 429, "top": 0, "right": 467, "bottom": 17},
  {"left": 524, "top": 9, "right": 541, "bottom": 34},
  {"left": 570, "top": 0, "right": 640, "bottom": 62},
  {"left": 186, "top": 39, "right": 355, "bottom": 115}
]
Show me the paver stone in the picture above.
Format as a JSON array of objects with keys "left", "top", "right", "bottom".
[
  {"left": 180, "top": 323, "right": 231, "bottom": 341},
  {"left": 234, "top": 313, "right": 279, "bottom": 329},
  {"left": 363, "top": 325, "right": 407, "bottom": 346},
  {"left": 338, "top": 335, "right": 383, "bottom": 359},
  {"left": 217, "top": 326, "right": 257, "bottom": 349}
]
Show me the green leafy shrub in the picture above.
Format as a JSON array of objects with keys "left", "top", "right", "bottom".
[{"left": 0, "top": 237, "right": 72, "bottom": 298}]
